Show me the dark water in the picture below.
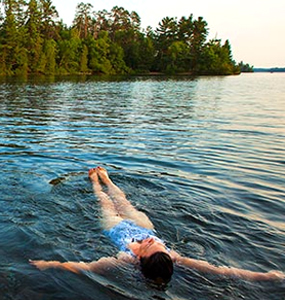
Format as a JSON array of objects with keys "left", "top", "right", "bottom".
[{"left": 0, "top": 73, "right": 285, "bottom": 299}]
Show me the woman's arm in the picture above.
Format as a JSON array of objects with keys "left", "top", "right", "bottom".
[
  {"left": 170, "top": 251, "right": 285, "bottom": 281},
  {"left": 30, "top": 256, "right": 121, "bottom": 275}
]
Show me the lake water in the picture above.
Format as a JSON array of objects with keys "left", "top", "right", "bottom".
[{"left": 0, "top": 73, "right": 285, "bottom": 299}]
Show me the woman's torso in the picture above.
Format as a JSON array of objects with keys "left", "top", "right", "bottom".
[{"left": 104, "top": 219, "right": 165, "bottom": 256}]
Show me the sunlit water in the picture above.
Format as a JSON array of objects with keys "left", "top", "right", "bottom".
[{"left": 0, "top": 73, "right": 285, "bottom": 299}]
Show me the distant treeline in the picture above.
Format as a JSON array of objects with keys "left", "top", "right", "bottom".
[
  {"left": 254, "top": 68, "right": 285, "bottom": 73},
  {"left": 0, "top": 1, "right": 244, "bottom": 76}
]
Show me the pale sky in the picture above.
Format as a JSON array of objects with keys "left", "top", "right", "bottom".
[{"left": 53, "top": 0, "right": 285, "bottom": 68}]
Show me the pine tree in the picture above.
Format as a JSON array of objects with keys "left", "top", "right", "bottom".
[
  {"left": 25, "top": 0, "right": 43, "bottom": 73},
  {"left": 80, "top": 43, "right": 89, "bottom": 73},
  {"left": 73, "top": 2, "right": 93, "bottom": 39},
  {"left": 39, "top": 0, "right": 59, "bottom": 39},
  {"left": 1, "top": 0, "right": 19, "bottom": 75}
]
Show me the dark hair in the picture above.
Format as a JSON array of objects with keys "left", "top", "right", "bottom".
[{"left": 140, "top": 252, "right": 173, "bottom": 284}]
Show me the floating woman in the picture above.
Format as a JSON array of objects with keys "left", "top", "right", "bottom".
[{"left": 30, "top": 166, "right": 285, "bottom": 284}]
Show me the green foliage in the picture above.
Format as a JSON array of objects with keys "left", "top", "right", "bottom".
[
  {"left": 239, "top": 61, "right": 254, "bottom": 72},
  {"left": 57, "top": 28, "right": 82, "bottom": 74},
  {"left": 199, "top": 39, "right": 237, "bottom": 75},
  {"left": 25, "top": 0, "right": 43, "bottom": 73},
  {"left": 134, "top": 34, "right": 155, "bottom": 72},
  {"left": 0, "top": 1, "right": 241, "bottom": 76},
  {"left": 80, "top": 44, "right": 89, "bottom": 73},
  {"left": 87, "top": 31, "right": 113, "bottom": 74},
  {"left": 38, "top": 38, "right": 57, "bottom": 74},
  {"left": 108, "top": 42, "right": 130, "bottom": 74},
  {"left": 166, "top": 41, "right": 189, "bottom": 74}
]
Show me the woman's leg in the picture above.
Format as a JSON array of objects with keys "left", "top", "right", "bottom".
[
  {"left": 95, "top": 167, "right": 154, "bottom": 230},
  {"left": 89, "top": 168, "right": 123, "bottom": 230}
]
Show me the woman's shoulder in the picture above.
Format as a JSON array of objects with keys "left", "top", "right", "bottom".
[{"left": 116, "top": 251, "right": 139, "bottom": 264}]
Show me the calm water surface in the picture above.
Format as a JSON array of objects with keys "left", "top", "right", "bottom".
[{"left": 0, "top": 73, "right": 285, "bottom": 299}]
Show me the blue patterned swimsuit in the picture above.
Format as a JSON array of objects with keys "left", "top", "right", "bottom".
[{"left": 104, "top": 219, "right": 165, "bottom": 256}]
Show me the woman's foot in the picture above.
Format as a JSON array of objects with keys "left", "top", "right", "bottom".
[
  {"left": 96, "top": 166, "right": 112, "bottom": 185},
  {"left": 88, "top": 168, "right": 99, "bottom": 183}
]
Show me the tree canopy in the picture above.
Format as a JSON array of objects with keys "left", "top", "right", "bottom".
[{"left": 0, "top": 1, "right": 242, "bottom": 76}]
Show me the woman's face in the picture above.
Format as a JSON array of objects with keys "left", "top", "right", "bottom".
[{"left": 129, "top": 238, "right": 167, "bottom": 258}]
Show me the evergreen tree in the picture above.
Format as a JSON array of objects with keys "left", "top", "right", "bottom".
[
  {"left": 93, "top": 9, "right": 110, "bottom": 38},
  {"left": 87, "top": 31, "right": 112, "bottom": 74},
  {"left": 239, "top": 61, "right": 253, "bottom": 72},
  {"left": 110, "top": 6, "right": 135, "bottom": 40},
  {"left": 0, "top": 0, "right": 18, "bottom": 75},
  {"left": 57, "top": 28, "right": 81, "bottom": 74},
  {"left": 135, "top": 33, "right": 155, "bottom": 72},
  {"left": 199, "top": 39, "right": 238, "bottom": 75},
  {"left": 190, "top": 16, "right": 208, "bottom": 72},
  {"left": 166, "top": 40, "right": 189, "bottom": 74},
  {"left": 108, "top": 41, "right": 130, "bottom": 74},
  {"left": 40, "top": 38, "right": 57, "bottom": 74},
  {"left": 155, "top": 17, "right": 178, "bottom": 71},
  {"left": 39, "top": 0, "right": 59, "bottom": 39},
  {"left": 80, "top": 43, "right": 89, "bottom": 73},
  {"left": 25, "top": 0, "right": 43, "bottom": 73},
  {"left": 73, "top": 2, "right": 93, "bottom": 39},
  {"left": 0, "top": 0, "right": 27, "bottom": 75},
  {"left": 177, "top": 15, "right": 193, "bottom": 44}
]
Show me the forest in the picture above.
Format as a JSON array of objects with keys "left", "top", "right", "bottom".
[{"left": 0, "top": 0, "right": 242, "bottom": 76}]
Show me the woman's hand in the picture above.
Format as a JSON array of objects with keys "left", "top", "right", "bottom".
[
  {"left": 29, "top": 260, "right": 59, "bottom": 270},
  {"left": 266, "top": 270, "right": 285, "bottom": 280}
]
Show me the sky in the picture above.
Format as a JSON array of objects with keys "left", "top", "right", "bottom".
[{"left": 52, "top": 0, "right": 285, "bottom": 68}]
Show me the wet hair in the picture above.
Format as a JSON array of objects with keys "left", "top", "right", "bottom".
[{"left": 140, "top": 252, "right": 173, "bottom": 284}]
